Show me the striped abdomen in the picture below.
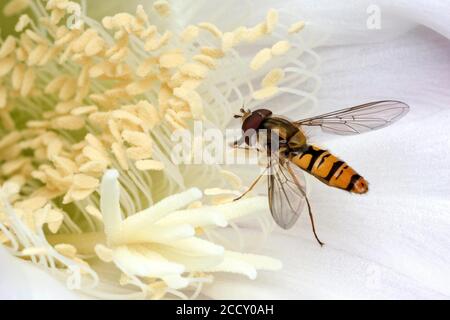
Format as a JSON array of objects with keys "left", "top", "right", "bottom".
[{"left": 290, "top": 145, "right": 368, "bottom": 194}]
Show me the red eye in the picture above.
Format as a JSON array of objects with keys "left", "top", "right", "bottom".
[
  {"left": 241, "top": 109, "right": 272, "bottom": 144},
  {"left": 242, "top": 109, "right": 272, "bottom": 132}
]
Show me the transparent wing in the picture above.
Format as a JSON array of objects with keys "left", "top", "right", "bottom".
[
  {"left": 295, "top": 100, "right": 409, "bottom": 135},
  {"left": 268, "top": 152, "right": 308, "bottom": 229}
]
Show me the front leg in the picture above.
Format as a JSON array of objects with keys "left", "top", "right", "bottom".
[
  {"left": 233, "top": 165, "right": 269, "bottom": 201},
  {"left": 230, "top": 136, "right": 262, "bottom": 152}
]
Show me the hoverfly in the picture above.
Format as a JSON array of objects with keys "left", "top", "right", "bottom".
[{"left": 233, "top": 100, "right": 409, "bottom": 246}]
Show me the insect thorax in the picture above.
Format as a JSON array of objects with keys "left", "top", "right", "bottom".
[{"left": 260, "top": 117, "right": 307, "bottom": 152}]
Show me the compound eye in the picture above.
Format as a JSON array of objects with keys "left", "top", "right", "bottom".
[{"left": 242, "top": 113, "right": 262, "bottom": 132}]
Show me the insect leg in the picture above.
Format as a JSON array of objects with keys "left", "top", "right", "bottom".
[
  {"left": 231, "top": 135, "right": 246, "bottom": 148},
  {"left": 233, "top": 166, "right": 268, "bottom": 201},
  {"left": 231, "top": 138, "right": 262, "bottom": 153},
  {"left": 304, "top": 195, "right": 325, "bottom": 247}
]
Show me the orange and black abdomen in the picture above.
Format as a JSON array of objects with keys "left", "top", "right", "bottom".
[{"left": 290, "top": 145, "right": 368, "bottom": 194}]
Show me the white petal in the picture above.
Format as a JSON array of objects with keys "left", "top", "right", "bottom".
[
  {"left": 224, "top": 251, "right": 282, "bottom": 271},
  {"left": 0, "top": 246, "right": 82, "bottom": 299}
]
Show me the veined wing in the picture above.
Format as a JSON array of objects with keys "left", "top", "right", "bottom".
[
  {"left": 268, "top": 152, "right": 308, "bottom": 229},
  {"left": 295, "top": 100, "right": 409, "bottom": 135}
]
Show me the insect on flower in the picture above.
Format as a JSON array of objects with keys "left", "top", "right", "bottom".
[{"left": 233, "top": 100, "right": 409, "bottom": 245}]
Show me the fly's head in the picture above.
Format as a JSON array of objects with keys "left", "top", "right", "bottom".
[{"left": 234, "top": 108, "right": 273, "bottom": 145}]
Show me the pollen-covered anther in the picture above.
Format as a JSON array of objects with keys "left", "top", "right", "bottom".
[
  {"left": 193, "top": 54, "right": 217, "bottom": 69},
  {"left": 0, "top": 36, "right": 16, "bottom": 59},
  {"left": 144, "top": 31, "right": 171, "bottom": 51},
  {"left": 11, "top": 63, "right": 25, "bottom": 90},
  {"left": 71, "top": 105, "right": 98, "bottom": 116},
  {"left": 107, "top": 119, "right": 122, "bottom": 142},
  {"left": 135, "top": 159, "right": 165, "bottom": 171},
  {"left": 0, "top": 87, "right": 7, "bottom": 108},
  {"left": 0, "top": 56, "right": 16, "bottom": 77},
  {"left": 3, "top": 0, "right": 30, "bottom": 17},
  {"left": 271, "top": 40, "right": 291, "bottom": 56},
  {"left": 165, "top": 113, "right": 186, "bottom": 130},
  {"left": 262, "top": 68, "right": 285, "bottom": 87},
  {"left": 27, "top": 44, "right": 48, "bottom": 66},
  {"left": 265, "top": 9, "right": 279, "bottom": 34},
  {"left": 112, "top": 110, "right": 145, "bottom": 127},
  {"left": 180, "top": 25, "right": 199, "bottom": 43},
  {"left": 126, "top": 77, "right": 155, "bottom": 96},
  {"left": 221, "top": 32, "right": 235, "bottom": 51},
  {"left": 136, "top": 57, "right": 158, "bottom": 78},
  {"left": 173, "top": 87, "right": 204, "bottom": 119},
  {"left": 126, "top": 146, "right": 152, "bottom": 160},
  {"left": 15, "top": 14, "right": 32, "bottom": 32},
  {"left": 51, "top": 115, "right": 85, "bottom": 130},
  {"left": 288, "top": 20, "right": 306, "bottom": 34},
  {"left": 153, "top": 0, "right": 171, "bottom": 17},
  {"left": 72, "top": 174, "right": 99, "bottom": 190},
  {"left": 159, "top": 51, "right": 186, "bottom": 69},
  {"left": 198, "top": 22, "right": 223, "bottom": 38},
  {"left": 200, "top": 46, "right": 225, "bottom": 59},
  {"left": 45, "top": 75, "right": 67, "bottom": 94},
  {"left": 121, "top": 130, "right": 152, "bottom": 148},
  {"left": 59, "top": 78, "right": 77, "bottom": 101},
  {"left": 179, "top": 63, "right": 209, "bottom": 79},
  {"left": 86, "top": 205, "right": 103, "bottom": 221},
  {"left": 250, "top": 48, "right": 272, "bottom": 71}
]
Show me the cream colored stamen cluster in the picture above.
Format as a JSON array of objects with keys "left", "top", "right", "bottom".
[{"left": 0, "top": 0, "right": 319, "bottom": 300}]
